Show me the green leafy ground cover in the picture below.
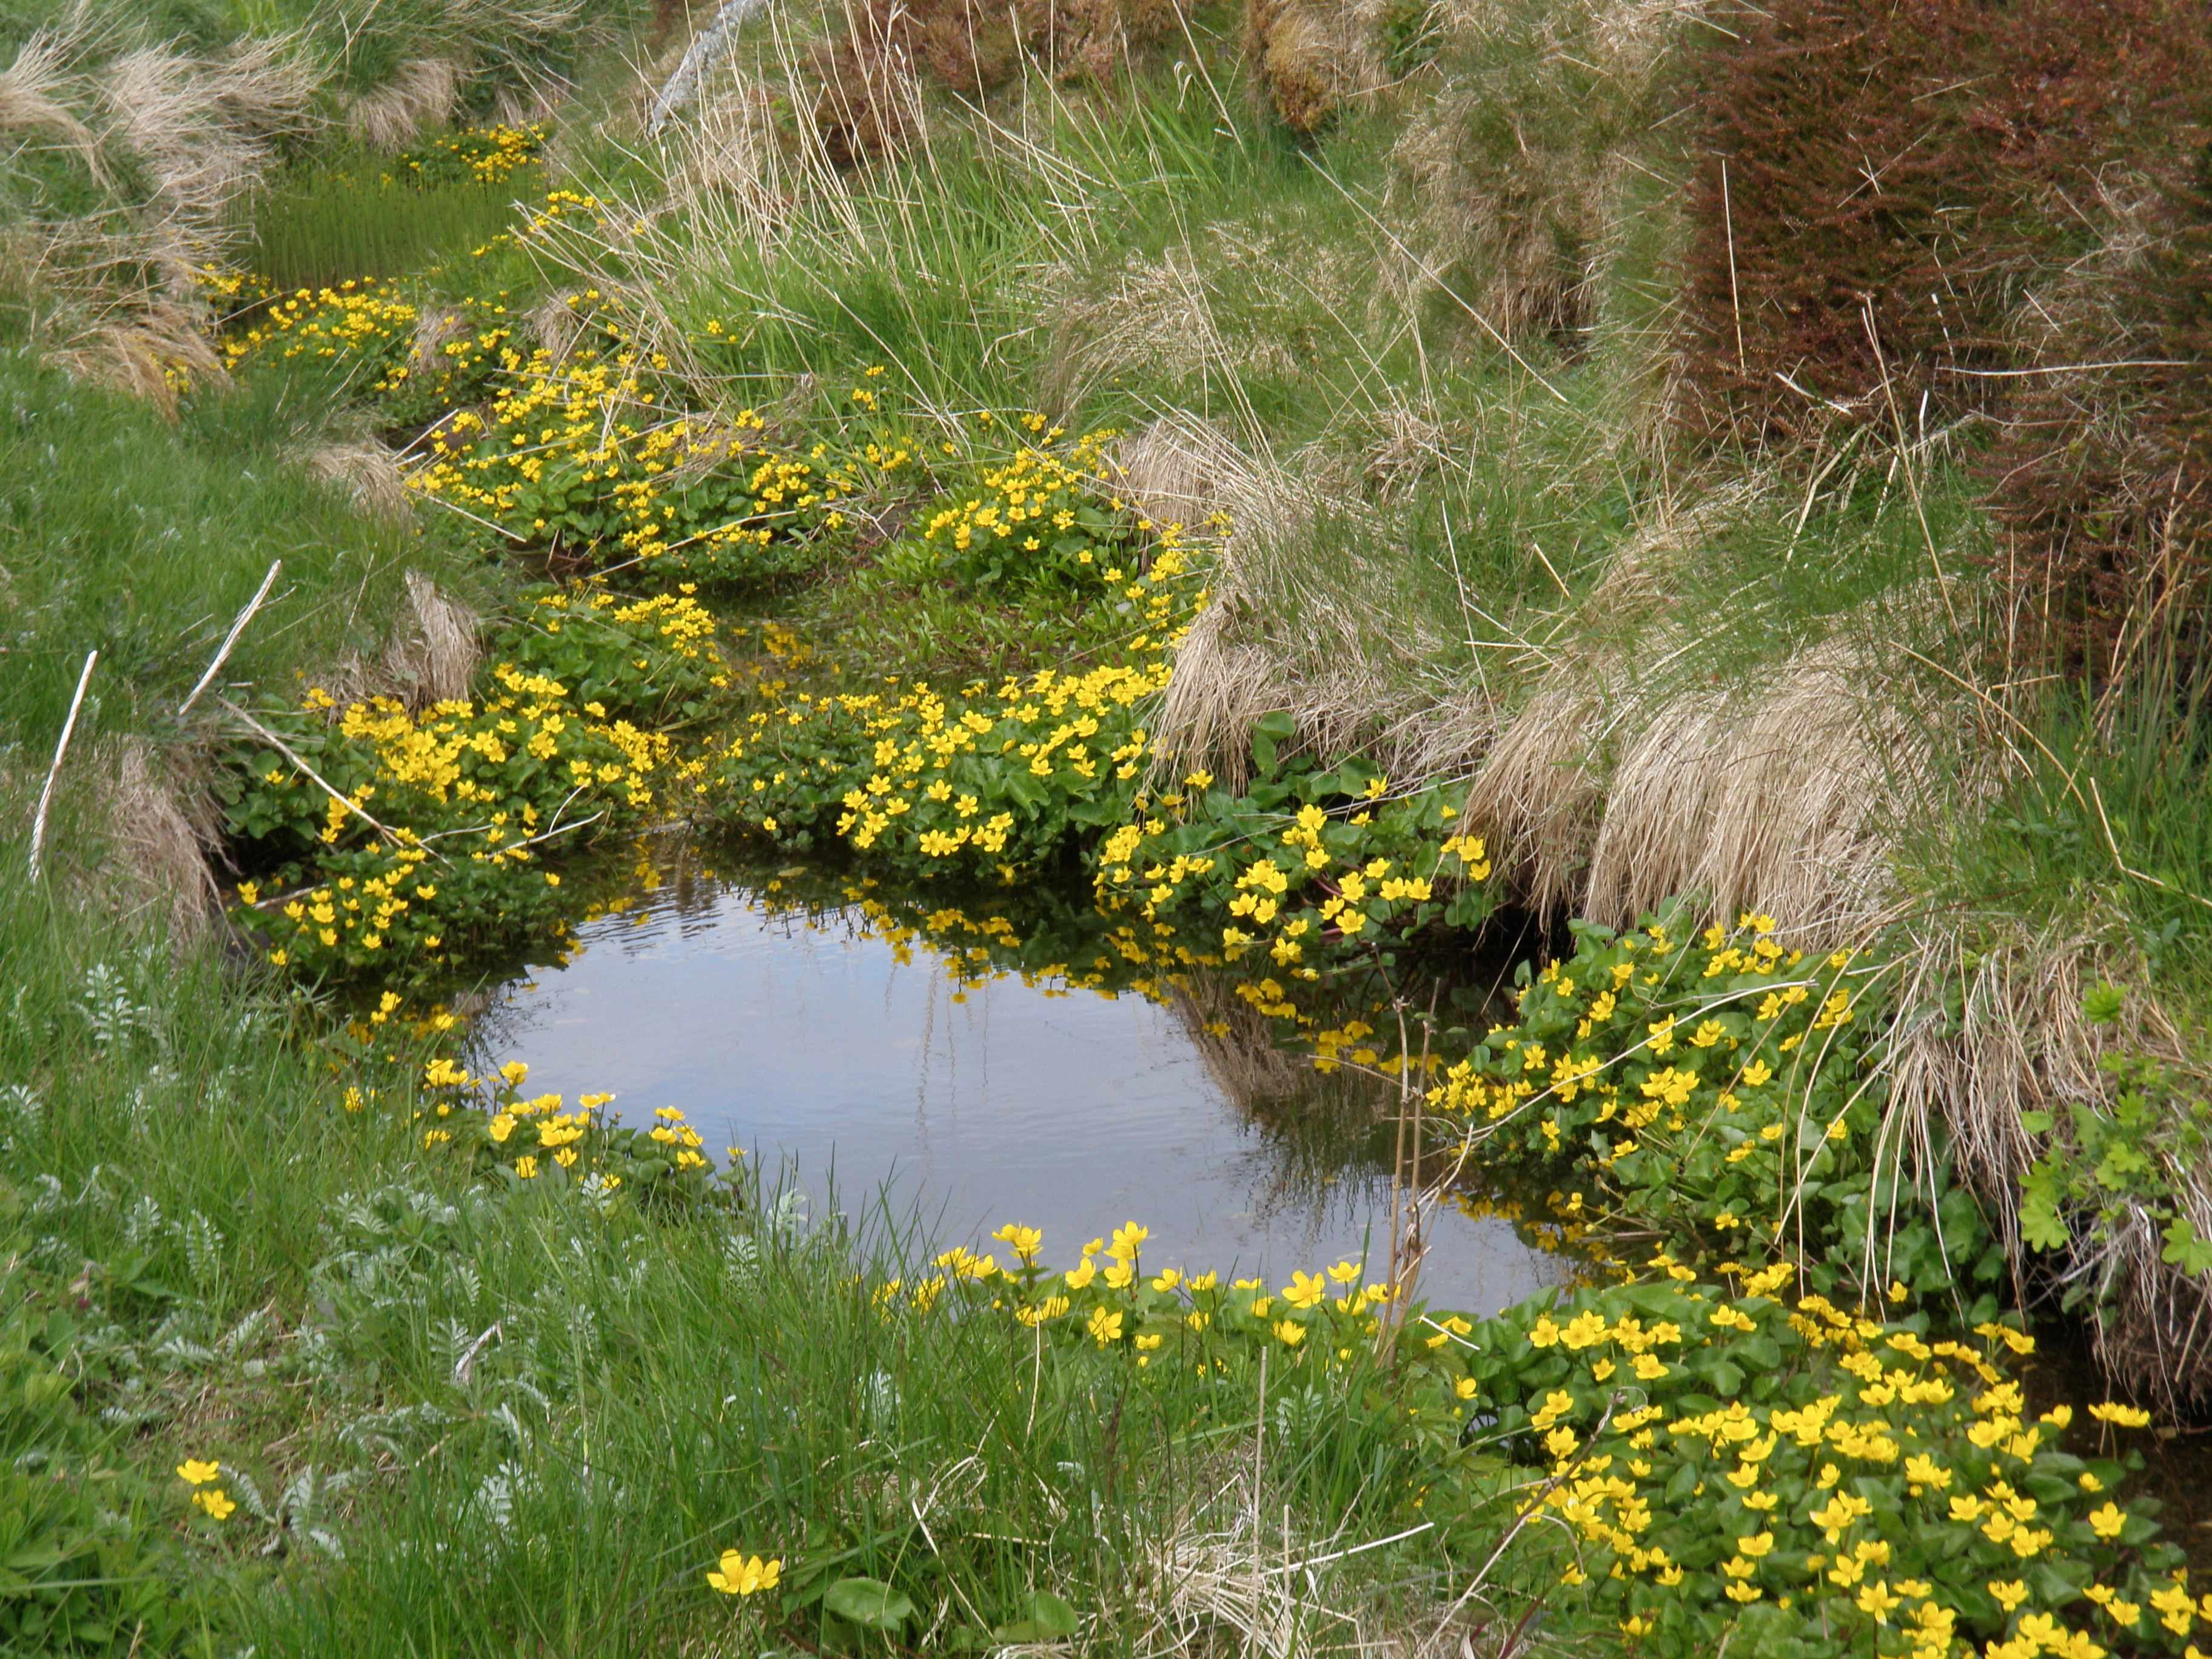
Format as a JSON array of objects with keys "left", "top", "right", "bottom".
[{"left": 7, "top": 1, "right": 2212, "bottom": 1654}]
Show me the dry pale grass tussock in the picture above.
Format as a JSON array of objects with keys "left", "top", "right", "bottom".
[
  {"left": 1127, "top": 415, "right": 1504, "bottom": 791},
  {"left": 1045, "top": 245, "right": 1236, "bottom": 413},
  {"left": 678, "top": 79, "right": 807, "bottom": 237},
  {"left": 1882, "top": 921, "right": 2212, "bottom": 1410},
  {"left": 1131, "top": 1465, "right": 1484, "bottom": 1659},
  {"left": 101, "top": 736, "right": 222, "bottom": 944},
  {"left": 5, "top": 27, "right": 320, "bottom": 406},
  {"left": 1242, "top": 0, "right": 1388, "bottom": 135},
  {"left": 1579, "top": 629, "right": 1956, "bottom": 940},
  {"left": 304, "top": 438, "right": 414, "bottom": 519},
  {"left": 346, "top": 56, "right": 464, "bottom": 148},
  {"left": 1, "top": 25, "right": 106, "bottom": 176},
  {"left": 103, "top": 39, "right": 321, "bottom": 247},
  {"left": 385, "top": 569, "right": 483, "bottom": 707},
  {"left": 321, "top": 570, "right": 483, "bottom": 711}
]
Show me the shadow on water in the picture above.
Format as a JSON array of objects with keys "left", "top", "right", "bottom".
[{"left": 471, "top": 834, "right": 1572, "bottom": 1314}]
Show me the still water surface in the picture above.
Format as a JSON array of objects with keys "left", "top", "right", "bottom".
[{"left": 484, "top": 868, "right": 1563, "bottom": 1314}]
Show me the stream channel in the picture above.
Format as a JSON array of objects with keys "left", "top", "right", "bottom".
[{"left": 474, "top": 845, "right": 1566, "bottom": 1313}]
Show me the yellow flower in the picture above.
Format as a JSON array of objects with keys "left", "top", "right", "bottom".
[
  {"left": 176, "top": 1460, "right": 220, "bottom": 1485},
  {"left": 1088, "top": 1307, "right": 1124, "bottom": 1346},
  {"left": 1856, "top": 1581, "right": 1900, "bottom": 1624},
  {"left": 991, "top": 1222, "right": 1043, "bottom": 1261},
  {"left": 1282, "top": 1270, "right": 1327, "bottom": 1310},
  {"left": 1989, "top": 1580, "right": 2029, "bottom": 1613},
  {"left": 2088, "top": 1501, "right": 2127, "bottom": 1540},
  {"left": 705, "top": 1552, "right": 781, "bottom": 1595},
  {"left": 2088, "top": 1401, "right": 2151, "bottom": 1429},
  {"left": 193, "top": 1488, "right": 236, "bottom": 1520},
  {"left": 1273, "top": 1319, "right": 1306, "bottom": 1347}
]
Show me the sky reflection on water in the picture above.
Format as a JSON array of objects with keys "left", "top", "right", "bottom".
[{"left": 484, "top": 870, "right": 1563, "bottom": 1315}]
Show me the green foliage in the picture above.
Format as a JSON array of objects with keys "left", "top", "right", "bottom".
[
  {"left": 2019, "top": 1033, "right": 2212, "bottom": 1279},
  {"left": 1447, "top": 1278, "right": 2188, "bottom": 1659},
  {"left": 216, "top": 588, "right": 720, "bottom": 980},
  {"left": 237, "top": 146, "right": 538, "bottom": 294},
  {"left": 0, "top": 1224, "right": 217, "bottom": 1657},
  {"left": 0, "top": 342, "right": 483, "bottom": 757},
  {"left": 1432, "top": 899, "right": 2004, "bottom": 1311},
  {"left": 417, "top": 1057, "right": 736, "bottom": 1212}
]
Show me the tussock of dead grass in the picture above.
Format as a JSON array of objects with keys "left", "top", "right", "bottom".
[
  {"left": 1135, "top": 1464, "right": 1476, "bottom": 1659},
  {"left": 304, "top": 438, "right": 414, "bottom": 520},
  {"left": 103, "top": 735, "right": 223, "bottom": 943},
  {"left": 321, "top": 570, "right": 483, "bottom": 711},
  {"left": 1242, "top": 0, "right": 1387, "bottom": 135},
  {"left": 1384, "top": 0, "right": 1700, "bottom": 355},
  {"left": 1885, "top": 918, "right": 2212, "bottom": 1410},
  {"left": 346, "top": 56, "right": 464, "bottom": 147}
]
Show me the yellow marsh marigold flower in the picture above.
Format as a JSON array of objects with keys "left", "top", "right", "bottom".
[
  {"left": 991, "top": 1222, "right": 1042, "bottom": 1261},
  {"left": 2088, "top": 1501, "right": 2127, "bottom": 1539},
  {"left": 176, "top": 1460, "right": 220, "bottom": 1485},
  {"left": 2150, "top": 1581, "right": 2195, "bottom": 1634},
  {"left": 1989, "top": 1580, "right": 2030, "bottom": 1612},
  {"left": 705, "top": 1552, "right": 781, "bottom": 1595},
  {"left": 1107, "top": 1221, "right": 1148, "bottom": 1262},
  {"left": 193, "top": 1488, "right": 236, "bottom": 1520},
  {"left": 2088, "top": 1401, "right": 2151, "bottom": 1428},
  {"left": 1282, "top": 1270, "right": 1326, "bottom": 1310},
  {"left": 1856, "top": 1581, "right": 1901, "bottom": 1624},
  {"left": 1088, "top": 1306, "right": 1124, "bottom": 1346},
  {"left": 1273, "top": 1319, "right": 1306, "bottom": 1347}
]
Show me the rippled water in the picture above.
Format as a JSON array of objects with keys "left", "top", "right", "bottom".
[{"left": 482, "top": 862, "right": 1564, "bottom": 1315}]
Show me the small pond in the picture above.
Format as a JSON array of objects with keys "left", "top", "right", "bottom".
[{"left": 478, "top": 850, "right": 1566, "bottom": 1315}]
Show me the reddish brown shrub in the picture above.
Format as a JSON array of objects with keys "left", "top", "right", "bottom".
[
  {"left": 813, "top": 0, "right": 1180, "bottom": 168},
  {"left": 1680, "top": 0, "right": 2210, "bottom": 666},
  {"left": 1681, "top": 0, "right": 2207, "bottom": 446}
]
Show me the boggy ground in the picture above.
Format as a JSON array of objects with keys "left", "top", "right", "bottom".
[{"left": 5, "top": 1, "right": 2212, "bottom": 1655}]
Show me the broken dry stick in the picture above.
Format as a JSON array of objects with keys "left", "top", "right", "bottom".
[
  {"left": 215, "top": 697, "right": 404, "bottom": 846},
  {"left": 27, "top": 649, "right": 98, "bottom": 879},
  {"left": 178, "top": 559, "right": 283, "bottom": 719}
]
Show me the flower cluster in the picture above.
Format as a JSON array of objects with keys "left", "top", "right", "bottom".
[
  {"left": 1444, "top": 1269, "right": 2191, "bottom": 1659},
  {"left": 1094, "top": 754, "right": 1496, "bottom": 1036},
  {"left": 920, "top": 418, "right": 1148, "bottom": 594},
  {"left": 397, "top": 122, "right": 546, "bottom": 187},
  {"left": 1427, "top": 897, "right": 1998, "bottom": 1309},
  {"left": 176, "top": 1458, "right": 233, "bottom": 1521},
  {"left": 712, "top": 539, "right": 1198, "bottom": 874},
  {"left": 874, "top": 1220, "right": 1401, "bottom": 1378},
  {"left": 406, "top": 315, "right": 913, "bottom": 585},
  {"left": 415, "top": 1059, "right": 729, "bottom": 1209},
  {"left": 224, "top": 588, "right": 719, "bottom": 980}
]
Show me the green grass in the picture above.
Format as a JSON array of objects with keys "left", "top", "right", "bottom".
[
  {"left": 238, "top": 164, "right": 540, "bottom": 295},
  {"left": 0, "top": 337, "right": 491, "bottom": 754},
  {"left": 0, "top": 866, "right": 1461, "bottom": 1656}
]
